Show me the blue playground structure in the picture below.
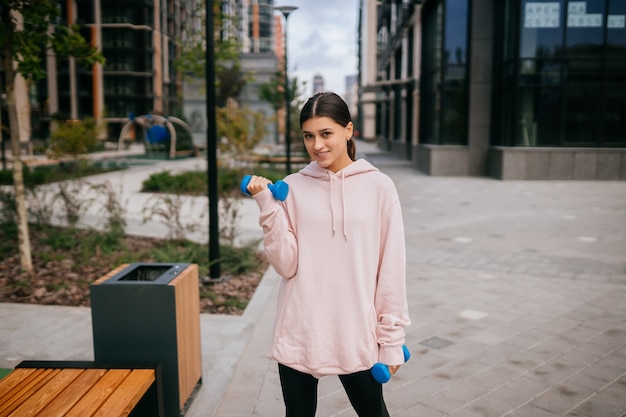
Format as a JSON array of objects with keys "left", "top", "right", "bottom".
[{"left": 118, "top": 113, "right": 193, "bottom": 159}]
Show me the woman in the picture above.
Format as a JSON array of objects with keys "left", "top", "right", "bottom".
[{"left": 246, "top": 92, "right": 410, "bottom": 417}]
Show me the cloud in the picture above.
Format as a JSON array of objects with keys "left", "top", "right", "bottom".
[{"left": 276, "top": 0, "right": 359, "bottom": 99}]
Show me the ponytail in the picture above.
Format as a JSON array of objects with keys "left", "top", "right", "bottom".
[{"left": 347, "top": 138, "right": 356, "bottom": 161}]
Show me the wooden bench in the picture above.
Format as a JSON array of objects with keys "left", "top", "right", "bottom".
[{"left": 0, "top": 361, "right": 164, "bottom": 417}]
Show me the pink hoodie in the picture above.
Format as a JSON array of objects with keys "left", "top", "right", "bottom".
[{"left": 253, "top": 159, "right": 411, "bottom": 378}]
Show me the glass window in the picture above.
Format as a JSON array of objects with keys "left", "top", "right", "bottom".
[
  {"left": 407, "top": 27, "right": 414, "bottom": 77},
  {"left": 604, "top": 88, "right": 626, "bottom": 144},
  {"left": 563, "top": 86, "right": 602, "bottom": 144},
  {"left": 607, "top": 0, "right": 626, "bottom": 53},
  {"left": 494, "top": 0, "right": 626, "bottom": 147},
  {"left": 565, "top": 0, "right": 605, "bottom": 56},
  {"left": 563, "top": 59, "right": 602, "bottom": 85},
  {"left": 517, "top": 85, "right": 561, "bottom": 146},
  {"left": 420, "top": 0, "right": 442, "bottom": 143},
  {"left": 605, "top": 59, "right": 626, "bottom": 84},
  {"left": 503, "top": 0, "right": 519, "bottom": 61},
  {"left": 520, "top": 0, "right": 564, "bottom": 58},
  {"left": 419, "top": 0, "right": 468, "bottom": 145},
  {"left": 393, "top": 86, "right": 402, "bottom": 141},
  {"left": 444, "top": 0, "right": 468, "bottom": 66},
  {"left": 442, "top": 0, "right": 469, "bottom": 144}
]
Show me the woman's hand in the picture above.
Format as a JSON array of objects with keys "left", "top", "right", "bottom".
[
  {"left": 388, "top": 365, "right": 400, "bottom": 375},
  {"left": 246, "top": 175, "right": 273, "bottom": 196}
]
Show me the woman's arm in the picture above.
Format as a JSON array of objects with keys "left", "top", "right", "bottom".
[
  {"left": 254, "top": 188, "right": 298, "bottom": 279},
  {"left": 375, "top": 198, "right": 411, "bottom": 366}
]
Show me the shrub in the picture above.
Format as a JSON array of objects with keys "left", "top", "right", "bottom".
[{"left": 48, "top": 118, "right": 101, "bottom": 158}]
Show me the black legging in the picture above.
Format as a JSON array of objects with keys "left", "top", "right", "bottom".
[{"left": 278, "top": 363, "right": 390, "bottom": 417}]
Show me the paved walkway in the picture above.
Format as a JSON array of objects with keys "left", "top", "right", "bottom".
[{"left": 1, "top": 142, "right": 625, "bottom": 416}]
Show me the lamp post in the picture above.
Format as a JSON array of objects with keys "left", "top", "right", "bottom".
[
  {"left": 206, "top": 0, "right": 220, "bottom": 279},
  {"left": 0, "top": 90, "right": 5, "bottom": 171},
  {"left": 275, "top": 5, "right": 297, "bottom": 176}
]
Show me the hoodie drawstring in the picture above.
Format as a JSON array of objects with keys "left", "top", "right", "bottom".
[
  {"left": 328, "top": 171, "right": 348, "bottom": 241},
  {"left": 341, "top": 170, "right": 347, "bottom": 240},
  {"left": 329, "top": 172, "right": 336, "bottom": 237}
]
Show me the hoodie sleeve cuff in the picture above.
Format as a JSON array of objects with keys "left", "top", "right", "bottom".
[{"left": 378, "top": 344, "right": 406, "bottom": 366}]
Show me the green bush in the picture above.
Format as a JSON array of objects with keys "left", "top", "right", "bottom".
[
  {"left": 48, "top": 118, "right": 101, "bottom": 158},
  {"left": 0, "top": 163, "right": 126, "bottom": 187},
  {"left": 141, "top": 170, "right": 207, "bottom": 195},
  {"left": 141, "top": 166, "right": 286, "bottom": 196}
]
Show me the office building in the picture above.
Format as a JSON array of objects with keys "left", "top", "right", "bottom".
[
  {"left": 313, "top": 74, "right": 325, "bottom": 94},
  {"left": 359, "top": 0, "right": 626, "bottom": 179}
]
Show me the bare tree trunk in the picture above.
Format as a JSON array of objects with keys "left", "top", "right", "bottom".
[{"left": 6, "top": 69, "right": 33, "bottom": 274}]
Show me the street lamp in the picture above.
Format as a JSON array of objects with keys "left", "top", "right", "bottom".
[
  {"left": 206, "top": 0, "right": 220, "bottom": 279},
  {"left": 275, "top": 5, "right": 297, "bottom": 175}
]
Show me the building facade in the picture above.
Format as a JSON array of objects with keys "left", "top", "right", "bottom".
[
  {"left": 36, "top": 0, "right": 199, "bottom": 140},
  {"left": 183, "top": 0, "right": 280, "bottom": 147},
  {"left": 3, "top": 0, "right": 284, "bottom": 146},
  {"left": 238, "top": 0, "right": 279, "bottom": 145},
  {"left": 313, "top": 74, "right": 325, "bottom": 94},
  {"left": 359, "top": 0, "right": 626, "bottom": 180}
]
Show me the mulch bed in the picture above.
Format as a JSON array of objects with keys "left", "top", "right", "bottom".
[{"left": 0, "top": 232, "right": 265, "bottom": 315}]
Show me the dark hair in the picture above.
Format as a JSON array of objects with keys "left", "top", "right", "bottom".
[{"left": 300, "top": 92, "right": 356, "bottom": 161}]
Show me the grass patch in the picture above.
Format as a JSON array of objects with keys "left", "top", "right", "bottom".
[
  {"left": 0, "top": 161, "right": 128, "bottom": 188},
  {"left": 0, "top": 368, "right": 12, "bottom": 380},
  {"left": 141, "top": 166, "right": 287, "bottom": 195}
]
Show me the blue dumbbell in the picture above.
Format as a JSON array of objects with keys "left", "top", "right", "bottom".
[
  {"left": 371, "top": 345, "right": 411, "bottom": 384},
  {"left": 240, "top": 175, "right": 289, "bottom": 201}
]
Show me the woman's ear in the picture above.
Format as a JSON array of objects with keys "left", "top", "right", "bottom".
[{"left": 345, "top": 121, "right": 354, "bottom": 140}]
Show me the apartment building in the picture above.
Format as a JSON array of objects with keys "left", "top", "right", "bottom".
[
  {"left": 31, "top": 0, "right": 199, "bottom": 140},
  {"left": 3, "top": 0, "right": 283, "bottom": 146}
]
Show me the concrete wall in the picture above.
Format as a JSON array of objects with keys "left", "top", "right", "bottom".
[
  {"left": 415, "top": 144, "right": 470, "bottom": 176},
  {"left": 490, "top": 147, "right": 626, "bottom": 180},
  {"left": 467, "top": 0, "right": 493, "bottom": 177}
]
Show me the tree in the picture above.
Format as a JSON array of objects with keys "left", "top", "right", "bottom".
[
  {"left": 176, "top": 0, "right": 246, "bottom": 106},
  {"left": 216, "top": 99, "right": 267, "bottom": 163},
  {"left": 0, "top": 0, "right": 105, "bottom": 273},
  {"left": 259, "top": 70, "right": 306, "bottom": 146},
  {"left": 175, "top": 0, "right": 266, "bottom": 155}
]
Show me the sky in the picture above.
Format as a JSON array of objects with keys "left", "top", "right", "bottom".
[{"left": 274, "top": 0, "right": 360, "bottom": 99}]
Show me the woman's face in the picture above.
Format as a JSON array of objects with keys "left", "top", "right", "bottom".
[{"left": 302, "top": 116, "right": 353, "bottom": 173}]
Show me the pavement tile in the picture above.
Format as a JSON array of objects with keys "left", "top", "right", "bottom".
[
  {"left": 564, "top": 371, "right": 611, "bottom": 393},
  {"left": 507, "top": 404, "right": 561, "bottom": 417},
  {"left": 443, "top": 379, "right": 494, "bottom": 402},
  {"left": 472, "top": 340, "right": 520, "bottom": 362},
  {"left": 529, "top": 382, "right": 595, "bottom": 415},
  {"left": 504, "top": 328, "right": 555, "bottom": 350},
  {"left": 502, "top": 375, "right": 552, "bottom": 399},
  {"left": 420, "top": 391, "right": 469, "bottom": 414},
  {"left": 461, "top": 395, "right": 512, "bottom": 417},
  {"left": 595, "top": 376, "right": 626, "bottom": 407},
  {"left": 481, "top": 385, "right": 536, "bottom": 410},
  {"left": 315, "top": 390, "right": 353, "bottom": 417},
  {"left": 566, "top": 393, "right": 626, "bottom": 417},
  {"left": 384, "top": 376, "right": 448, "bottom": 407},
  {"left": 527, "top": 357, "right": 586, "bottom": 386},
  {"left": 463, "top": 365, "right": 525, "bottom": 393},
  {"left": 393, "top": 403, "right": 445, "bottom": 417}
]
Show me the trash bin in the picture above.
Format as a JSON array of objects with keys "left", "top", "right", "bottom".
[{"left": 90, "top": 263, "right": 202, "bottom": 417}]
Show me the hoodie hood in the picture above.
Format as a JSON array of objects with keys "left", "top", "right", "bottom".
[
  {"left": 298, "top": 158, "right": 379, "bottom": 179},
  {"left": 298, "top": 159, "right": 379, "bottom": 239}
]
